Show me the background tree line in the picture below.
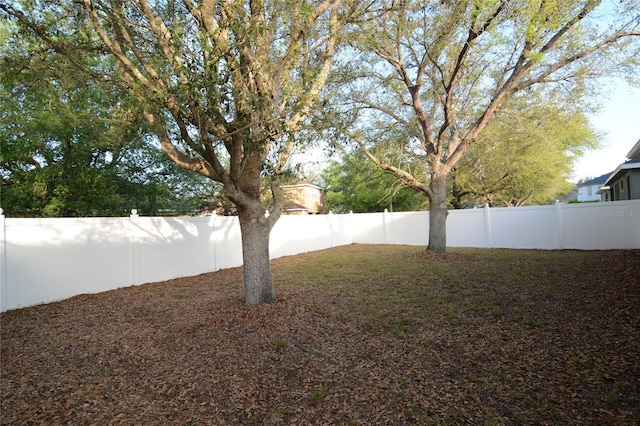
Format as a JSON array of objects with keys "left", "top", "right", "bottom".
[{"left": 0, "top": 21, "right": 229, "bottom": 217}]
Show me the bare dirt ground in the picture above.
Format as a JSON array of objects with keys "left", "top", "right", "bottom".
[{"left": 1, "top": 245, "right": 639, "bottom": 425}]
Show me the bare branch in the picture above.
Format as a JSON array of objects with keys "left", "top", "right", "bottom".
[
  {"left": 438, "top": 1, "right": 506, "bottom": 142},
  {"left": 519, "top": 29, "right": 640, "bottom": 90},
  {"left": 81, "top": 0, "right": 158, "bottom": 94},
  {"left": 349, "top": 131, "right": 432, "bottom": 198},
  {"left": 143, "top": 111, "right": 215, "bottom": 179},
  {"left": 137, "top": 0, "right": 184, "bottom": 72}
]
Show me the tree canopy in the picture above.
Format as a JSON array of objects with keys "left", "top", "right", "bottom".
[
  {"left": 327, "top": 0, "right": 640, "bottom": 251},
  {"left": 321, "top": 149, "right": 428, "bottom": 213},
  {"left": 0, "top": 19, "right": 215, "bottom": 217},
  {"left": 450, "top": 91, "right": 600, "bottom": 208},
  {"left": 1, "top": 0, "right": 365, "bottom": 304}
]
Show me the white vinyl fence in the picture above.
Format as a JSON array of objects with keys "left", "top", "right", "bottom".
[{"left": 1, "top": 200, "right": 638, "bottom": 312}]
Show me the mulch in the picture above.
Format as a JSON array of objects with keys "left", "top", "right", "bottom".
[{"left": 1, "top": 246, "right": 639, "bottom": 425}]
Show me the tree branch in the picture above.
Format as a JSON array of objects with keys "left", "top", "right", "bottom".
[
  {"left": 349, "top": 131, "right": 432, "bottom": 199},
  {"left": 143, "top": 111, "right": 215, "bottom": 179},
  {"left": 438, "top": 1, "right": 506, "bottom": 143},
  {"left": 82, "top": 0, "right": 159, "bottom": 95}
]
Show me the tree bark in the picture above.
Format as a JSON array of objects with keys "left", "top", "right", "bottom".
[
  {"left": 428, "top": 171, "right": 448, "bottom": 253},
  {"left": 237, "top": 204, "right": 275, "bottom": 306}
]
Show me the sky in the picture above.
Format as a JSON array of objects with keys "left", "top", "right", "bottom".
[{"left": 572, "top": 78, "right": 640, "bottom": 183}]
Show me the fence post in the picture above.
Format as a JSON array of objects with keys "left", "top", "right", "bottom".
[
  {"left": 383, "top": 209, "right": 389, "bottom": 244},
  {"left": 328, "top": 211, "right": 335, "bottom": 248},
  {"left": 484, "top": 204, "right": 492, "bottom": 248},
  {"left": 210, "top": 211, "right": 217, "bottom": 272},
  {"left": 0, "top": 209, "right": 6, "bottom": 312},
  {"left": 130, "top": 209, "right": 141, "bottom": 285},
  {"left": 349, "top": 210, "right": 354, "bottom": 244},
  {"left": 553, "top": 200, "right": 562, "bottom": 249}
]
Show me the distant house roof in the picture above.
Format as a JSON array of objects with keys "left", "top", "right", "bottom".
[
  {"left": 283, "top": 201, "right": 309, "bottom": 212},
  {"left": 579, "top": 172, "right": 611, "bottom": 187},
  {"left": 280, "top": 180, "right": 325, "bottom": 191},
  {"left": 627, "top": 138, "right": 640, "bottom": 159},
  {"left": 603, "top": 158, "right": 640, "bottom": 187}
]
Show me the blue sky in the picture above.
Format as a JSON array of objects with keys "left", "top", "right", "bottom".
[{"left": 572, "top": 78, "right": 640, "bottom": 182}]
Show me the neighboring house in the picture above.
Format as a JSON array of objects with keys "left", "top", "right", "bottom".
[
  {"left": 599, "top": 139, "right": 640, "bottom": 201},
  {"left": 577, "top": 173, "right": 611, "bottom": 202},
  {"left": 280, "top": 180, "right": 326, "bottom": 214}
]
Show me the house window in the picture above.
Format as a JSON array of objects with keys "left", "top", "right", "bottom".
[{"left": 587, "top": 186, "right": 592, "bottom": 196}]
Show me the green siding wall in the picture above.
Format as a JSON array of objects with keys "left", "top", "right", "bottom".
[
  {"left": 631, "top": 171, "right": 640, "bottom": 200},
  {"left": 609, "top": 170, "right": 640, "bottom": 201}
]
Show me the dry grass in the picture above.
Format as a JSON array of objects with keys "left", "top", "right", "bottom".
[{"left": 2, "top": 244, "right": 639, "bottom": 425}]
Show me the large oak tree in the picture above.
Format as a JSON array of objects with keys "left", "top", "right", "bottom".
[
  {"left": 2, "top": 0, "right": 363, "bottom": 304},
  {"left": 333, "top": 0, "right": 639, "bottom": 252}
]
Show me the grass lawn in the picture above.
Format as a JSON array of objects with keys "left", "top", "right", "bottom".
[{"left": 2, "top": 245, "right": 639, "bottom": 424}]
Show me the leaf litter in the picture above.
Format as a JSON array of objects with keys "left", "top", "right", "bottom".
[{"left": 1, "top": 245, "right": 639, "bottom": 424}]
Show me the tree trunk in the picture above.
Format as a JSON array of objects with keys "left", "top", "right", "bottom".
[
  {"left": 428, "top": 172, "right": 448, "bottom": 253},
  {"left": 237, "top": 205, "right": 276, "bottom": 306}
]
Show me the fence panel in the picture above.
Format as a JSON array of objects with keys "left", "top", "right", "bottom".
[
  {"left": 1, "top": 217, "right": 136, "bottom": 311},
  {"left": 1, "top": 200, "right": 638, "bottom": 312},
  {"left": 489, "top": 206, "right": 558, "bottom": 249},
  {"left": 560, "top": 201, "right": 640, "bottom": 249},
  {"left": 271, "top": 215, "right": 311, "bottom": 257},
  {"left": 134, "top": 216, "right": 220, "bottom": 285},
  {"left": 211, "top": 215, "right": 243, "bottom": 270},
  {"left": 386, "top": 211, "right": 429, "bottom": 245},
  {"left": 447, "top": 208, "right": 488, "bottom": 248},
  {"left": 350, "top": 212, "right": 387, "bottom": 244}
]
